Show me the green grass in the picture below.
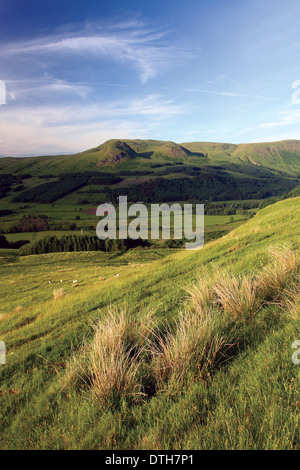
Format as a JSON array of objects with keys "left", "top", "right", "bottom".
[
  {"left": 1, "top": 138, "right": 300, "bottom": 177},
  {"left": 0, "top": 197, "right": 300, "bottom": 449}
]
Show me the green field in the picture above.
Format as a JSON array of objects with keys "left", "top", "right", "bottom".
[
  {"left": 0, "top": 197, "right": 300, "bottom": 449},
  {"left": 0, "top": 189, "right": 251, "bottom": 249}
]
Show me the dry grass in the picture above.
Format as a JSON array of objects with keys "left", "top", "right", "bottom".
[
  {"left": 137, "top": 430, "right": 162, "bottom": 450},
  {"left": 186, "top": 266, "right": 259, "bottom": 321},
  {"left": 187, "top": 247, "right": 299, "bottom": 321},
  {"left": 184, "top": 267, "right": 217, "bottom": 315},
  {"left": 53, "top": 288, "right": 65, "bottom": 300},
  {"left": 88, "top": 306, "right": 158, "bottom": 407},
  {"left": 278, "top": 279, "right": 300, "bottom": 320},
  {"left": 256, "top": 246, "right": 299, "bottom": 302},
  {"left": 213, "top": 274, "right": 260, "bottom": 321},
  {"left": 281, "top": 294, "right": 300, "bottom": 320},
  {"left": 62, "top": 305, "right": 157, "bottom": 408},
  {"left": 151, "top": 305, "right": 236, "bottom": 391},
  {"left": 62, "top": 247, "right": 300, "bottom": 403},
  {"left": 89, "top": 319, "right": 142, "bottom": 408}
]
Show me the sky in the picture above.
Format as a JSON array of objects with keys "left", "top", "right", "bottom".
[{"left": 1, "top": 0, "right": 300, "bottom": 156}]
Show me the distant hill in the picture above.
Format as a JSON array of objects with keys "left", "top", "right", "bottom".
[
  {"left": 1, "top": 139, "right": 300, "bottom": 177},
  {"left": 0, "top": 138, "right": 300, "bottom": 204}
]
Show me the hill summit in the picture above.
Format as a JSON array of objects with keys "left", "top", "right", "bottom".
[{"left": 1, "top": 139, "right": 300, "bottom": 177}]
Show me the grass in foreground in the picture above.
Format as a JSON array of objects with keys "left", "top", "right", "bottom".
[
  {"left": 61, "top": 246, "right": 299, "bottom": 408},
  {"left": 0, "top": 197, "right": 300, "bottom": 449}
]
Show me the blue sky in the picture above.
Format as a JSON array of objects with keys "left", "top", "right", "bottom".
[{"left": 1, "top": 0, "right": 300, "bottom": 155}]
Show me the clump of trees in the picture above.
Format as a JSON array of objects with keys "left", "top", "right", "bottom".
[
  {"left": 19, "top": 235, "right": 150, "bottom": 255},
  {"left": 0, "top": 235, "right": 29, "bottom": 249},
  {"left": 0, "top": 210, "right": 14, "bottom": 217},
  {"left": 0, "top": 174, "right": 23, "bottom": 199},
  {"left": 204, "top": 201, "right": 259, "bottom": 215},
  {"left": 13, "top": 174, "right": 87, "bottom": 203},
  {"left": 13, "top": 172, "right": 125, "bottom": 203},
  {"left": 7, "top": 214, "right": 49, "bottom": 233}
]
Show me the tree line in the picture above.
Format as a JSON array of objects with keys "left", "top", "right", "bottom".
[
  {"left": 19, "top": 235, "right": 150, "bottom": 255},
  {"left": 12, "top": 172, "right": 127, "bottom": 203},
  {"left": 0, "top": 235, "right": 29, "bottom": 249}
]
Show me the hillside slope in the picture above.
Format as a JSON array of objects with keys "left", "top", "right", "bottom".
[
  {"left": 1, "top": 139, "right": 300, "bottom": 177},
  {"left": 0, "top": 197, "right": 299, "bottom": 449},
  {"left": 182, "top": 139, "right": 300, "bottom": 175}
]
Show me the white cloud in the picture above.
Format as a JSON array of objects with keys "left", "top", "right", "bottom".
[
  {"left": 6, "top": 79, "right": 89, "bottom": 101},
  {"left": 1, "top": 22, "right": 173, "bottom": 84},
  {"left": 0, "top": 95, "right": 185, "bottom": 155},
  {"left": 259, "top": 109, "right": 300, "bottom": 129},
  {"left": 185, "top": 88, "right": 285, "bottom": 102},
  {"left": 245, "top": 131, "right": 300, "bottom": 144},
  {"left": 185, "top": 88, "right": 246, "bottom": 97},
  {"left": 108, "top": 95, "right": 185, "bottom": 119}
]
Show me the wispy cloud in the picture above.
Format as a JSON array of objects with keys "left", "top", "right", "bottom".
[
  {"left": 185, "top": 88, "right": 246, "bottom": 97},
  {"left": 259, "top": 109, "right": 300, "bottom": 128},
  {"left": 5, "top": 79, "right": 90, "bottom": 101},
  {"left": 1, "top": 21, "right": 174, "bottom": 84},
  {"left": 185, "top": 88, "right": 285, "bottom": 102}
]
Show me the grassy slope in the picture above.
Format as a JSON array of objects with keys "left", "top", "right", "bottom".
[
  {"left": 0, "top": 197, "right": 300, "bottom": 449},
  {"left": 1, "top": 139, "right": 300, "bottom": 177},
  {"left": 183, "top": 139, "right": 300, "bottom": 175},
  {"left": 288, "top": 185, "right": 300, "bottom": 198}
]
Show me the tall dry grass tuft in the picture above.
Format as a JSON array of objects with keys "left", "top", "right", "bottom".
[
  {"left": 151, "top": 306, "right": 236, "bottom": 392},
  {"left": 213, "top": 274, "right": 260, "bottom": 321},
  {"left": 278, "top": 277, "right": 300, "bottom": 320},
  {"left": 61, "top": 305, "right": 157, "bottom": 408},
  {"left": 256, "top": 246, "right": 299, "bottom": 302},
  {"left": 89, "top": 317, "right": 142, "bottom": 408},
  {"left": 89, "top": 306, "right": 157, "bottom": 407},
  {"left": 184, "top": 267, "right": 217, "bottom": 315}
]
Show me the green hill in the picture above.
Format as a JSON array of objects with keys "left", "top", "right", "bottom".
[
  {"left": 287, "top": 185, "right": 300, "bottom": 198},
  {"left": 0, "top": 196, "right": 299, "bottom": 449},
  {"left": 1, "top": 138, "right": 300, "bottom": 177},
  {"left": 1, "top": 138, "right": 300, "bottom": 206},
  {"left": 183, "top": 139, "right": 300, "bottom": 175}
]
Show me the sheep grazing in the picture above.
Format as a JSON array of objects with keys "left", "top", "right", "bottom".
[
  {"left": 73, "top": 280, "right": 78, "bottom": 283},
  {"left": 114, "top": 274, "right": 120, "bottom": 278},
  {"left": 49, "top": 280, "right": 52, "bottom": 284}
]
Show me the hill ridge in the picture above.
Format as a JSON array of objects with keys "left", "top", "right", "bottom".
[{"left": 0, "top": 138, "right": 300, "bottom": 179}]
